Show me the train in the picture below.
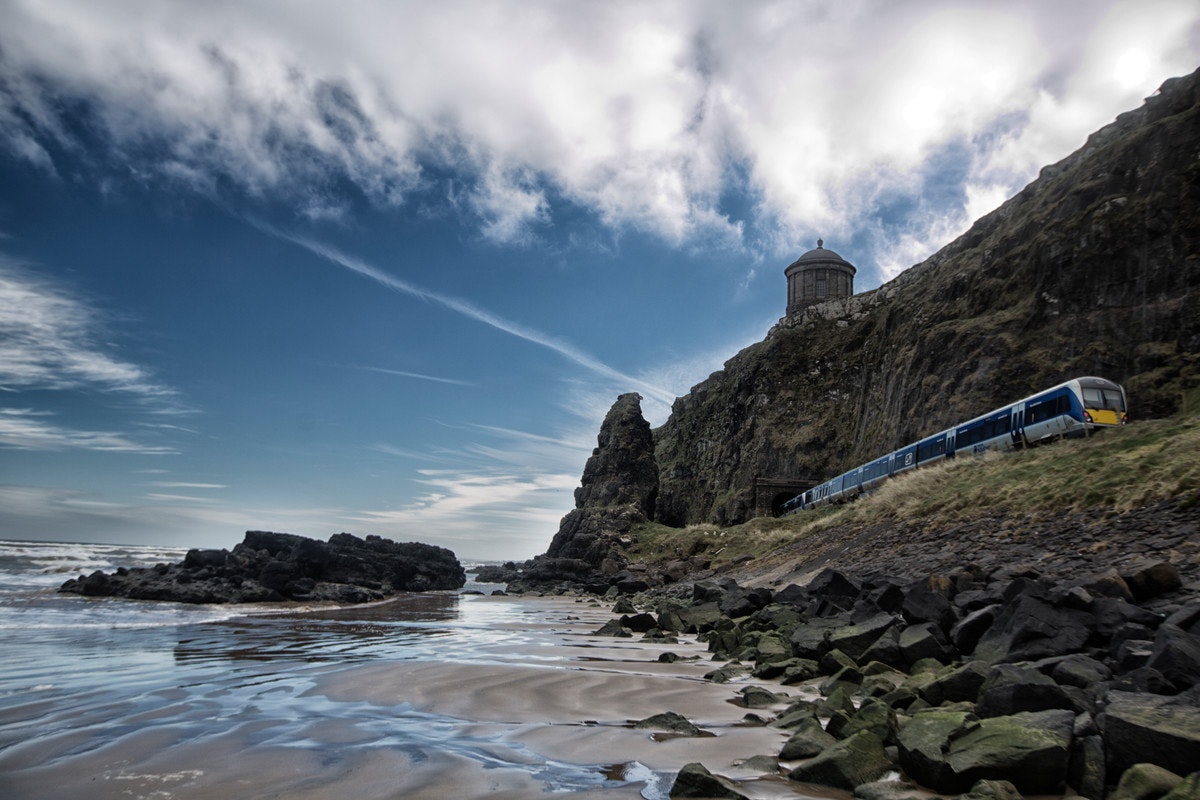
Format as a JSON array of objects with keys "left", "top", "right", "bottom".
[{"left": 782, "top": 376, "right": 1128, "bottom": 514}]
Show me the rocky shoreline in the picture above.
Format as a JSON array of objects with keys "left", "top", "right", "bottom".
[
  {"left": 581, "top": 542, "right": 1200, "bottom": 800},
  {"left": 58, "top": 530, "right": 465, "bottom": 603}
]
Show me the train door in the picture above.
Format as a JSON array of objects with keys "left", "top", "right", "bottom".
[{"left": 1011, "top": 405, "right": 1025, "bottom": 447}]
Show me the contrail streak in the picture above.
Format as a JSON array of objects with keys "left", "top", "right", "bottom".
[{"left": 253, "top": 221, "right": 676, "bottom": 406}]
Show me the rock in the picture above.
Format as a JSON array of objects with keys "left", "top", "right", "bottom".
[
  {"left": 1110, "top": 763, "right": 1185, "bottom": 800},
  {"left": 675, "top": 602, "right": 724, "bottom": 633},
  {"left": 899, "top": 708, "right": 1074, "bottom": 794},
  {"left": 620, "top": 612, "right": 659, "bottom": 633},
  {"left": 1051, "top": 653, "right": 1113, "bottom": 689},
  {"left": 945, "top": 709, "right": 1075, "bottom": 794},
  {"left": 853, "top": 779, "right": 930, "bottom": 800},
  {"left": 59, "top": 530, "right": 464, "bottom": 603},
  {"left": 807, "top": 569, "right": 861, "bottom": 609},
  {"left": 705, "top": 662, "right": 753, "bottom": 683},
  {"left": 959, "top": 779, "right": 1024, "bottom": 800},
  {"left": 752, "top": 632, "right": 791, "bottom": 666},
  {"left": 593, "top": 619, "right": 631, "bottom": 637},
  {"left": 897, "top": 709, "right": 973, "bottom": 790},
  {"left": 826, "top": 613, "right": 901, "bottom": 662},
  {"left": 779, "top": 717, "right": 837, "bottom": 759},
  {"left": 790, "top": 611, "right": 855, "bottom": 660},
  {"left": 612, "top": 596, "right": 637, "bottom": 614},
  {"left": 739, "top": 685, "right": 785, "bottom": 708},
  {"left": 1069, "top": 734, "right": 1107, "bottom": 800},
  {"left": 634, "top": 711, "right": 703, "bottom": 736},
  {"left": 1123, "top": 562, "right": 1183, "bottom": 602},
  {"left": 973, "top": 595, "right": 1094, "bottom": 664},
  {"left": 951, "top": 604, "right": 1001, "bottom": 655},
  {"left": 1161, "top": 772, "right": 1200, "bottom": 800},
  {"left": 1165, "top": 602, "right": 1200, "bottom": 635},
  {"left": 788, "top": 730, "right": 893, "bottom": 790},
  {"left": 569, "top": 392, "right": 658, "bottom": 516},
  {"left": 1145, "top": 624, "right": 1200, "bottom": 691},
  {"left": 919, "top": 660, "right": 989, "bottom": 707},
  {"left": 839, "top": 699, "right": 899, "bottom": 746},
  {"left": 902, "top": 580, "right": 957, "bottom": 632},
  {"left": 523, "top": 393, "right": 659, "bottom": 589},
  {"left": 899, "top": 622, "right": 955, "bottom": 665},
  {"left": 1104, "top": 690, "right": 1200, "bottom": 779},
  {"left": 669, "top": 762, "right": 749, "bottom": 799},
  {"left": 975, "top": 664, "right": 1079, "bottom": 718}
]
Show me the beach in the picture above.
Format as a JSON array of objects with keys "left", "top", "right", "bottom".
[{"left": 0, "top": 542, "right": 804, "bottom": 799}]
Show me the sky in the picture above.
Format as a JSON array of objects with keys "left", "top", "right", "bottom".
[{"left": 1, "top": 1, "right": 1198, "bottom": 560}]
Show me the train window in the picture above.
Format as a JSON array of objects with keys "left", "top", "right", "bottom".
[
  {"left": 917, "top": 436, "right": 947, "bottom": 461},
  {"left": 990, "top": 415, "right": 1011, "bottom": 438},
  {"left": 1103, "top": 389, "right": 1126, "bottom": 410},
  {"left": 957, "top": 422, "right": 985, "bottom": 448},
  {"left": 1083, "top": 387, "right": 1103, "bottom": 406}
]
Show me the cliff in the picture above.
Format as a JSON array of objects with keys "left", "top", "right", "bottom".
[{"left": 653, "top": 67, "right": 1200, "bottom": 527}]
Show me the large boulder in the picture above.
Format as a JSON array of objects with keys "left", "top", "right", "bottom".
[
  {"left": 1145, "top": 624, "right": 1200, "bottom": 691},
  {"left": 1104, "top": 690, "right": 1200, "bottom": 779},
  {"left": 788, "top": 730, "right": 893, "bottom": 790},
  {"left": 669, "top": 763, "right": 748, "bottom": 799},
  {"left": 973, "top": 595, "right": 1094, "bottom": 664},
  {"left": 975, "top": 664, "right": 1079, "bottom": 718},
  {"left": 899, "top": 709, "right": 1075, "bottom": 794},
  {"left": 1109, "top": 763, "right": 1186, "bottom": 800}
]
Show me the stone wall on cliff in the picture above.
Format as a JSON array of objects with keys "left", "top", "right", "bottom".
[{"left": 653, "top": 67, "right": 1200, "bottom": 528}]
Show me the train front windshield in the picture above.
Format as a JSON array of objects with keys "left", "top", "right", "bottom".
[{"left": 1081, "top": 383, "right": 1127, "bottom": 426}]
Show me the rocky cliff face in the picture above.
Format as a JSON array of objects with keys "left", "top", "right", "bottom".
[
  {"left": 540, "top": 393, "right": 658, "bottom": 567},
  {"left": 652, "top": 67, "right": 1200, "bottom": 528}
]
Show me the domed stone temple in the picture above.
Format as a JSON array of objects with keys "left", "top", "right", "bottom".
[{"left": 784, "top": 239, "right": 856, "bottom": 315}]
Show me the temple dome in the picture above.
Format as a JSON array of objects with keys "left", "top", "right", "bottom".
[{"left": 787, "top": 239, "right": 856, "bottom": 273}]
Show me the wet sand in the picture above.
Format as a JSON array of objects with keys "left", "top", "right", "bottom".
[{"left": 0, "top": 594, "right": 810, "bottom": 800}]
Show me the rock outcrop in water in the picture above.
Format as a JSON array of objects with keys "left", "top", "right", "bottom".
[{"left": 59, "top": 530, "right": 465, "bottom": 604}]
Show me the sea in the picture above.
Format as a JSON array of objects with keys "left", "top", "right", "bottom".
[{"left": 0, "top": 539, "right": 707, "bottom": 800}]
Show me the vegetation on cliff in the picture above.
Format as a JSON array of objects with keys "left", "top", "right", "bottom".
[{"left": 624, "top": 408, "right": 1200, "bottom": 579}]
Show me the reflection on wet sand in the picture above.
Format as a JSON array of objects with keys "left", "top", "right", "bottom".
[
  {"left": 2, "top": 594, "right": 811, "bottom": 800},
  {"left": 173, "top": 593, "right": 461, "bottom": 664}
]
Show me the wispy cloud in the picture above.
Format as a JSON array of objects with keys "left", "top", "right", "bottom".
[
  {"left": 353, "top": 365, "right": 474, "bottom": 387},
  {"left": 0, "top": 408, "right": 176, "bottom": 454},
  {"left": 146, "top": 482, "right": 227, "bottom": 490},
  {"left": 0, "top": 257, "right": 175, "bottom": 399},
  {"left": 258, "top": 223, "right": 677, "bottom": 406}
]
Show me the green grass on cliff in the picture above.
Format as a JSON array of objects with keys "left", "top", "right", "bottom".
[{"left": 630, "top": 406, "right": 1200, "bottom": 570}]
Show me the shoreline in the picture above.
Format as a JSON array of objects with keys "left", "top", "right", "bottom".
[{"left": 0, "top": 593, "right": 806, "bottom": 800}]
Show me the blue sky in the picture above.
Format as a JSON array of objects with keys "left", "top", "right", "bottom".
[{"left": 2, "top": 1, "right": 1198, "bottom": 560}]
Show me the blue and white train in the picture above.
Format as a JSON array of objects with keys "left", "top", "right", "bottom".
[{"left": 782, "top": 376, "right": 1128, "bottom": 514}]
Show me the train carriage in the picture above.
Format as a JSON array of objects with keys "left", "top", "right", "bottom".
[{"left": 787, "top": 376, "right": 1127, "bottom": 513}]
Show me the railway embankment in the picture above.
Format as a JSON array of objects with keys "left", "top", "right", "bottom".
[{"left": 567, "top": 414, "right": 1200, "bottom": 799}]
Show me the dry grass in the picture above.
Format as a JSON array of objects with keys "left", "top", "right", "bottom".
[{"left": 628, "top": 410, "right": 1200, "bottom": 570}]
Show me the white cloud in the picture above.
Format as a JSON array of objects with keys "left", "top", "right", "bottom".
[
  {"left": 5, "top": 1, "right": 1195, "bottom": 266},
  {"left": 0, "top": 257, "right": 174, "bottom": 397},
  {"left": 0, "top": 408, "right": 176, "bottom": 453}
]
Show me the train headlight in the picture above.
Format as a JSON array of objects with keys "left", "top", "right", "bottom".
[{"left": 1083, "top": 411, "right": 1093, "bottom": 424}]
